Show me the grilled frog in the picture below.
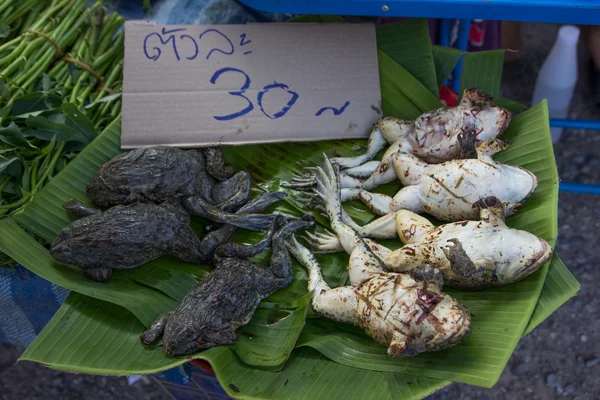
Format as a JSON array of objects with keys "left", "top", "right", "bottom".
[
  {"left": 140, "top": 215, "right": 315, "bottom": 356},
  {"left": 286, "top": 158, "right": 470, "bottom": 357},
  {"left": 324, "top": 139, "right": 537, "bottom": 226},
  {"left": 287, "top": 88, "right": 510, "bottom": 191},
  {"left": 50, "top": 201, "right": 205, "bottom": 282},
  {"left": 50, "top": 192, "right": 286, "bottom": 282},
  {"left": 306, "top": 157, "right": 552, "bottom": 289},
  {"left": 87, "top": 147, "right": 250, "bottom": 211}
]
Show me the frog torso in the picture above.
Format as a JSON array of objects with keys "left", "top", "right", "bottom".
[{"left": 353, "top": 273, "right": 470, "bottom": 355}]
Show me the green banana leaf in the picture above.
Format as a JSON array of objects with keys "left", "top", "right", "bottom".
[
  {"left": 459, "top": 49, "right": 506, "bottom": 98},
  {"left": 376, "top": 20, "right": 439, "bottom": 95},
  {"left": 524, "top": 254, "right": 580, "bottom": 335},
  {"left": 432, "top": 45, "right": 463, "bottom": 89},
  {"left": 290, "top": 17, "right": 439, "bottom": 96},
  {"left": 9, "top": 94, "right": 564, "bottom": 387},
  {"left": 21, "top": 292, "right": 449, "bottom": 399},
  {"left": 2, "top": 17, "right": 579, "bottom": 399}
]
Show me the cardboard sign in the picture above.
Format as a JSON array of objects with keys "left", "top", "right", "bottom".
[{"left": 122, "top": 21, "right": 382, "bottom": 148}]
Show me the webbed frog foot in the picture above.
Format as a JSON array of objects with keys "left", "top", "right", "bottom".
[
  {"left": 281, "top": 170, "right": 318, "bottom": 191},
  {"left": 305, "top": 229, "right": 343, "bottom": 253}
]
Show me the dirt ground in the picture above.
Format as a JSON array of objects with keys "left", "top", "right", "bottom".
[{"left": 1, "top": 23, "right": 599, "bottom": 400}]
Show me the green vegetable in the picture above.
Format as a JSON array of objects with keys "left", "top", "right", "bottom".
[{"left": 0, "top": 0, "right": 123, "bottom": 219}]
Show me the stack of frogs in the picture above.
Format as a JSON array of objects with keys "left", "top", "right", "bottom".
[
  {"left": 49, "top": 146, "right": 314, "bottom": 356},
  {"left": 285, "top": 88, "right": 553, "bottom": 358}
]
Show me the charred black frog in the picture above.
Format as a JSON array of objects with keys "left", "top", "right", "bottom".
[
  {"left": 51, "top": 192, "right": 285, "bottom": 282},
  {"left": 140, "top": 215, "right": 315, "bottom": 356},
  {"left": 87, "top": 147, "right": 250, "bottom": 211},
  {"left": 50, "top": 201, "right": 203, "bottom": 282}
]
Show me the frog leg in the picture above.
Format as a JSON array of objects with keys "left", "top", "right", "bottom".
[
  {"left": 140, "top": 312, "right": 172, "bottom": 345},
  {"left": 269, "top": 215, "right": 315, "bottom": 280},
  {"left": 203, "top": 147, "right": 234, "bottom": 181},
  {"left": 83, "top": 267, "right": 113, "bottom": 282},
  {"left": 329, "top": 124, "right": 387, "bottom": 170},
  {"left": 286, "top": 236, "right": 359, "bottom": 326},
  {"left": 395, "top": 210, "right": 434, "bottom": 244},
  {"left": 472, "top": 196, "right": 507, "bottom": 227},
  {"left": 352, "top": 186, "right": 424, "bottom": 216},
  {"left": 305, "top": 230, "right": 393, "bottom": 260},
  {"left": 343, "top": 161, "right": 382, "bottom": 179},
  {"left": 390, "top": 153, "right": 427, "bottom": 186},
  {"left": 379, "top": 117, "right": 413, "bottom": 143},
  {"left": 199, "top": 192, "right": 287, "bottom": 263},
  {"left": 212, "top": 216, "right": 283, "bottom": 264},
  {"left": 337, "top": 140, "right": 416, "bottom": 192},
  {"left": 64, "top": 200, "right": 100, "bottom": 218},
  {"left": 211, "top": 170, "right": 252, "bottom": 212},
  {"left": 346, "top": 157, "right": 401, "bottom": 191},
  {"left": 384, "top": 243, "right": 445, "bottom": 273},
  {"left": 338, "top": 211, "right": 400, "bottom": 240},
  {"left": 475, "top": 139, "right": 509, "bottom": 162},
  {"left": 182, "top": 196, "right": 278, "bottom": 231},
  {"left": 460, "top": 88, "right": 494, "bottom": 107},
  {"left": 305, "top": 230, "right": 344, "bottom": 253}
]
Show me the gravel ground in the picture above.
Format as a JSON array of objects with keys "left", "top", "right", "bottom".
[{"left": 1, "top": 22, "right": 598, "bottom": 400}]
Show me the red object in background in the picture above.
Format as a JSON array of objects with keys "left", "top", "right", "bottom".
[
  {"left": 469, "top": 23, "right": 486, "bottom": 47},
  {"left": 439, "top": 85, "right": 459, "bottom": 107},
  {"left": 189, "top": 359, "right": 216, "bottom": 375}
]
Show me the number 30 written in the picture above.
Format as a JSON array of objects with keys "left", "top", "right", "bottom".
[{"left": 209, "top": 67, "right": 299, "bottom": 121}]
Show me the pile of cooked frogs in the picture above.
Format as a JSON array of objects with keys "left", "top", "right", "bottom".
[
  {"left": 50, "top": 146, "right": 315, "bottom": 355},
  {"left": 49, "top": 88, "right": 552, "bottom": 360},
  {"left": 285, "top": 88, "right": 552, "bottom": 357}
]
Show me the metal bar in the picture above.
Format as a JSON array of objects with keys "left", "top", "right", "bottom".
[
  {"left": 550, "top": 118, "right": 600, "bottom": 131},
  {"left": 451, "top": 19, "right": 470, "bottom": 94},
  {"left": 559, "top": 182, "right": 600, "bottom": 195},
  {"left": 239, "top": 0, "right": 600, "bottom": 25},
  {"left": 439, "top": 19, "right": 452, "bottom": 47}
]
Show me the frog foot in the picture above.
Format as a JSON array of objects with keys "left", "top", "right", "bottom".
[
  {"left": 305, "top": 229, "right": 343, "bottom": 253},
  {"left": 281, "top": 170, "right": 318, "bottom": 191}
]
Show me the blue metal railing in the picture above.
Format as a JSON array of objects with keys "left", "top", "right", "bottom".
[
  {"left": 440, "top": 19, "right": 599, "bottom": 195},
  {"left": 550, "top": 119, "right": 600, "bottom": 131},
  {"left": 239, "top": 1, "right": 600, "bottom": 25}
]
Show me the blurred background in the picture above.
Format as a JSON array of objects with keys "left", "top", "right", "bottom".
[{"left": 0, "top": 1, "right": 598, "bottom": 399}]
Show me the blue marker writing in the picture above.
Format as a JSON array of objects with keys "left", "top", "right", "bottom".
[
  {"left": 257, "top": 82, "right": 299, "bottom": 120},
  {"left": 199, "top": 29, "right": 234, "bottom": 60},
  {"left": 240, "top": 33, "right": 252, "bottom": 46},
  {"left": 210, "top": 67, "right": 254, "bottom": 121},
  {"left": 179, "top": 34, "right": 198, "bottom": 60},
  {"left": 315, "top": 101, "right": 351, "bottom": 116},
  {"left": 143, "top": 27, "right": 186, "bottom": 61}
]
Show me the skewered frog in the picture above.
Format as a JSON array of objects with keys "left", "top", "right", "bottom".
[
  {"left": 50, "top": 192, "right": 285, "bottom": 282},
  {"left": 306, "top": 157, "right": 552, "bottom": 289},
  {"left": 87, "top": 147, "right": 250, "bottom": 211},
  {"left": 286, "top": 161, "right": 471, "bottom": 356},
  {"left": 287, "top": 88, "right": 511, "bottom": 191},
  {"left": 141, "top": 215, "right": 315, "bottom": 356},
  {"left": 299, "top": 140, "right": 537, "bottom": 229}
]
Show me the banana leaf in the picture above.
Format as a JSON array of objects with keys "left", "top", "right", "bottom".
[
  {"left": 3, "top": 17, "right": 579, "bottom": 399},
  {"left": 21, "top": 292, "right": 449, "bottom": 399},
  {"left": 524, "top": 254, "right": 580, "bottom": 335},
  {"left": 432, "top": 45, "right": 528, "bottom": 112},
  {"left": 8, "top": 96, "right": 566, "bottom": 387}
]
